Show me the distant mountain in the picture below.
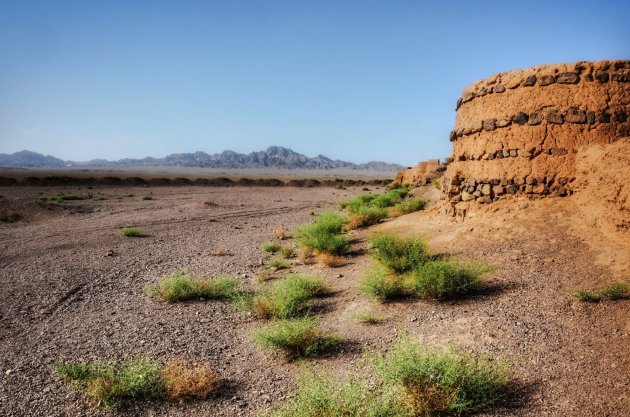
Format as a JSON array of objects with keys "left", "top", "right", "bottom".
[{"left": 0, "top": 147, "right": 404, "bottom": 172}]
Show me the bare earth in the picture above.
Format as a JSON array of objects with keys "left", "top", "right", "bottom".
[{"left": 0, "top": 185, "right": 628, "bottom": 416}]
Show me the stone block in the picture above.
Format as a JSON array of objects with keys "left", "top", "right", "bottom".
[
  {"left": 557, "top": 72, "right": 580, "bottom": 84},
  {"left": 513, "top": 112, "right": 528, "bottom": 125},
  {"left": 539, "top": 75, "right": 556, "bottom": 86}
]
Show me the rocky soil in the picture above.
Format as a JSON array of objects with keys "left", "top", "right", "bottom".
[{"left": 0, "top": 185, "right": 628, "bottom": 416}]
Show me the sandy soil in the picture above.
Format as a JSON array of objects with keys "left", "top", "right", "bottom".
[{"left": 0, "top": 185, "right": 628, "bottom": 416}]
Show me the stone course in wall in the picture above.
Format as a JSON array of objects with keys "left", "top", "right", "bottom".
[{"left": 443, "top": 60, "right": 630, "bottom": 206}]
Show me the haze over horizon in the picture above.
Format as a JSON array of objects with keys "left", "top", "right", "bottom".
[{"left": 1, "top": 0, "right": 628, "bottom": 166}]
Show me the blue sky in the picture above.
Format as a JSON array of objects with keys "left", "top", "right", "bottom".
[{"left": 0, "top": 1, "right": 628, "bottom": 165}]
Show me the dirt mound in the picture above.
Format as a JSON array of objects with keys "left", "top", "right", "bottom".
[
  {"left": 444, "top": 60, "right": 629, "bottom": 204},
  {"left": 573, "top": 138, "right": 630, "bottom": 240}
]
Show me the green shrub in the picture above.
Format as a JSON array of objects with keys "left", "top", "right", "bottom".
[
  {"left": 53, "top": 358, "right": 164, "bottom": 408},
  {"left": 347, "top": 205, "right": 389, "bottom": 229},
  {"left": 279, "top": 246, "right": 295, "bottom": 259},
  {"left": 393, "top": 198, "right": 429, "bottom": 215},
  {"left": 373, "top": 337, "right": 508, "bottom": 415},
  {"left": 118, "top": 227, "right": 144, "bottom": 237},
  {"left": 252, "top": 274, "right": 325, "bottom": 319},
  {"left": 573, "top": 282, "right": 629, "bottom": 302},
  {"left": 145, "top": 272, "right": 239, "bottom": 303},
  {"left": 92, "top": 195, "right": 108, "bottom": 201},
  {"left": 350, "top": 310, "right": 386, "bottom": 324},
  {"left": 142, "top": 195, "right": 154, "bottom": 200},
  {"left": 432, "top": 179, "right": 441, "bottom": 190},
  {"left": 268, "top": 258, "right": 291, "bottom": 270},
  {"left": 295, "top": 212, "right": 350, "bottom": 255},
  {"left": 265, "top": 372, "right": 405, "bottom": 417},
  {"left": 261, "top": 242, "right": 282, "bottom": 253},
  {"left": 408, "top": 260, "right": 486, "bottom": 300},
  {"left": 252, "top": 317, "right": 339, "bottom": 358},
  {"left": 360, "top": 266, "right": 408, "bottom": 302},
  {"left": 369, "top": 233, "right": 429, "bottom": 274}
]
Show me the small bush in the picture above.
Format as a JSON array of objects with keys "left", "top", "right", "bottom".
[
  {"left": 347, "top": 206, "right": 389, "bottom": 229},
  {"left": 360, "top": 266, "right": 408, "bottom": 302},
  {"left": 252, "top": 274, "right": 326, "bottom": 319},
  {"left": 161, "top": 358, "right": 220, "bottom": 400},
  {"left": 432, "top": 179, "right": 441, "bottom": 190},
  {"left": 142, "top": 195, "right": 154, "bottom": 200},
  {"left": 265, "top": 372, "right": 405, "bottom": 417},
  {"left": 316, "top": 252, "right": 346, "bottom": 267},
  {"left": 268, "top": 258, "right": 291, "bottom": 270},
  {"left": 92, "top": 195, "right": 108, "bottom": 201},
  {"left": 369, "top": 233, "right": 429, "bottom": 274},
  {"left": 118, "top": 227, "right": 144, "bottom": 237},
  {"left": 273, "top": 227, "right": 291, "bottom": 240},
  {"left": 573, "top": 282, "right": 629, "bottom": 302},
  {"left": 408, "top": 260, "right": 486, "bottom": 300},
  {"left": 261, "top": 242, "right": 282, "bottom": 253},
  {"left": 53, "top": 357, "right": 164, "bottom": 408},
  {"left": 145, "top": 272, "right": 239, "bottom": 303},
  {"left": 210, "top": 244, "right": 229, "bottom": 256},
  {"left": 350, "top": 310, "right": 386, "bottom": 324},
  {"left": 373, "top": 337, "right": 508, "bottom": 415},
  {"left": 279, "top": 247, "right": 295, "bottom": 259},
  {"left": 297, "top": 247, "right": 316, "bottom": 265},
  {"left": 295, "top": 212, "right": 350, "bottom": 255},
  {"left": 252, "top": 317, "right": 339, "bottom": 358},
  {"left": 390, "top": 198, "right": 429, "bottom": 217}
]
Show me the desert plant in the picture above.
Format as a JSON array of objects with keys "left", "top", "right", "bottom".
[
  {"left": 573, "top": 282, "right": 629, "bottom": 302},
  {"left": 295, "top": 212, "right": 350, "bottom": 255},
  {"left": 261, "top": 242, "right": 282, "bottom": 253},
  {"left": 273, "top": 226, "right": 291, "bottom": 240},
  {"left": 360, "top": 265, "right": 408, "bottom": 302},
  {"left": 268, "top": 257, "right": 291, "bottom": 270},
  {"left": 161, "top": 358, "right": 220, "bottom": 399},
  {"left": 350, "top": 310, "right": 386, "bottom": 324},
  {"left": 391, "top": 198, "right": 429, "bottom": 217},
  {"left": 251, "top": 274, "right": 325, "bottom": 319},
  {"left": 347, "top": 205, "right": 389, "bottom": 229},
  {"left": 92, "top": 195, "right": 108, "bottom": 201},
  {"left": 369, "top": 233, "right": 429, "bottom": 274},
  {"left": 265, "top": 371, "right": 406, "bottom": 417},
  {"left": 373, "top": 337, "right": 509, "bottom": 415},
  {"left": 142, "top": 194, "right": 154, "bottom": 200},
  {"left": 408, "top": 260, "right": 487, "bottom": 300},
  {"left": 252, "top": 317, "right": 339, "bottom": 358},
  {"left": 53, "top": 357, "right": 164, "bottom": 408},
  {"left": 432, "top": 179, "right": 441, "bottom": 190},
  {"left": 118, "top": 227, "right": 144, "bottom": 237},
  {"left": 145, "top": 272, "right": 239, "bottom": 303},
  {"left": 297, "top": 247, "right": 316, "bottom": 265},
  {"left": 279, "top": 246, "right": 295, "bottom": 259},
  {"left": 316, "top": 252, "right": 346, "bottom": 267}
]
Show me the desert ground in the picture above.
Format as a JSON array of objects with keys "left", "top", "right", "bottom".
[{"left": 0, "top": 184, "right": 628, "bottom": 416}]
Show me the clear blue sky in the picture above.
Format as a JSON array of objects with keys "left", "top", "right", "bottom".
[{"left": 0, "top": 1, "right": 628, "bottom": 165}]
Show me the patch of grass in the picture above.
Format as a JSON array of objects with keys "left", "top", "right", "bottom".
[
  {"left": 279, "top": 246, "right": 295, "bottom": 259},
  {"left": 295, "top": 212, "right": 350, "bottom": 255},
  {"left": 161, "top": 358, "right": 220, "bottom": 400},
  {"left": 573, "top": 282, "right": 629, "bottom": 302},
  {"left": 268, "top": 257, "right": 291, "bottom": 270},
  {"left": 53, "top": 357, "right": 164, "bottom": 408},
  {"left": 251, "top": 274, "right": 326, "bottom": 319},
  {"left": 347, "top": 205, "right": 389, "bottom": 229},
  {"left": 145, "top": 271, "right": 239, "bottom": 303},
  {"left": 273, "top": 226, "right": 291, "bottom": 240},
  {"left": 316, "top": 252, "right": 346, "bottom": 267},
  {"left": 261, "top": 242, "right": 282, "bottom": 253},
  {"left": 118, "top": 227, "right": 144, "bottom": 237},
  {"left": 373, "top": 337, "right": 509, "bottom": 415},
  {"left": 432, "top": 179, "right": 441, "bottom": 190},
  {"left": 297, "top": 247, "right": 316, "bottom": 265},
  {"left": 210, "top": 244, "right": 229, "bottom": 256},
  {"left": 252, "top": 317, "right": 340, "bottom": 358},
  {"left": 92, "top": 195, "right": 108, "bottom": 201},
  {"left": 360, "top": 265, "right": 408, "bottom": 302},
  {"left": 369, "top": 233, "right": 429, "bottom": 274},
  {"left": 408, "top": 259, "right": 487, "bottom": 300},
  {"left": 142, "top": 194, "right": 154, "bottom": 200},
  {"left": 350, "top": 310, "right": 386, "bottom": 324},
  {"left": 390, "top": 198, "right": 429, "bottom": 217},
  {"left": 265, "top": 371, "right": 405, "bottom": 417}
]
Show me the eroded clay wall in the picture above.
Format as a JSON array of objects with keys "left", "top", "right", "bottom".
[{"left": 444, "top": 60, "right": 630, "bottom": 203}]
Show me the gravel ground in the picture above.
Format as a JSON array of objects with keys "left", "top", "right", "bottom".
[{"left": 0, "top": 185, "right": 628, "bottom": 416}]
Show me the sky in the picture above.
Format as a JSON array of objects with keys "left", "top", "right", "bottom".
[{"left": 0, "top": 1, "right": 628, "bottom": 165}]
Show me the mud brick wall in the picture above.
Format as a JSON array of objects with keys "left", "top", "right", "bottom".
[
  {"left": 395, "top": 159, "right": 441, "bottom": 185},
  {"left": 444, "top": 60, "right": 630, "bottom": 203}
]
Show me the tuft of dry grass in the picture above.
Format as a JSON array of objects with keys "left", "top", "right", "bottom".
[
  {"left": 298, "top": 247, "right": 316, "bottom": 265},
  {"left": 273, "top": 226, "right": 291, "bottom": 240},
  {"left": 162, "top": 358, "right": 220, "bottom": 400},
  {"left": 268, "top": 257, "right": 291, "bottom": 271},
  {"left": 316, "top": 253, "right": 346, "bottom": 267},
  {"left": 210, "top": 245, "right": 229, "bottom": 256},
  {"left": 257, "top": 268, "right": 274, "bottom": 283}
]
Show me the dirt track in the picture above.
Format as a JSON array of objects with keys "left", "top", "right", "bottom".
[{"left": 0, "top": 185, "right": 628, "bottom": 416}]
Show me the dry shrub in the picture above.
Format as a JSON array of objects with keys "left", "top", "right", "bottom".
[
  {"left": 210, "top": 245, "right": 229, "bottom": 256},
  {"left": 274, "top": 226, "right": 291, "bottom": 240},
  {"left": 162, "top": 359, "right": 220, "bottom": 400},
  {"left": 316, "top": 253, "right": 346, "bottom": 267},
  {"left": 403, "top": 383, "right": 454, "bottom": 415},
  {"left": 298, "top": 247, "right": 316, "bottom": 265},
  {"left": 388, "top": 207, "right": 404, "bottom": 218},
  {"left": 257, "top": 268, "right": 273, "bottom": 283}
]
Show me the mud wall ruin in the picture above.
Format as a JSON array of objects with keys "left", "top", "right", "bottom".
[
  {"left": 394, "top": 159, "right": 442, "bottom": 185},
  {"left": 443, "top": 60, "right": 629, "bottom": 204}
]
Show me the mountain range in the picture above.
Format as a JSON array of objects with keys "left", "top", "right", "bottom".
[{"left": 0, "top": 147, "right": 404, "bottom": 172}]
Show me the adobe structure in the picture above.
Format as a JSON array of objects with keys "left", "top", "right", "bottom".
[
  {"left": 442, "top": 59, "right": 629, "bottom": 204},
  {"left": 394, "top": 159, "right": 442, "bottom": 185}
]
